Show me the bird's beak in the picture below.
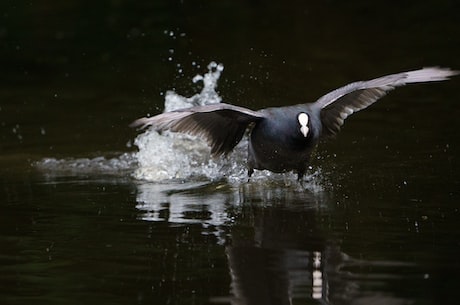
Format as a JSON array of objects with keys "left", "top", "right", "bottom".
[{"left": 300, "top": 126, "right": 309, "bottom": 137}]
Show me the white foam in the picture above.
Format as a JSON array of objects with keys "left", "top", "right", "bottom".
[
  {"left": 133, "top": 61, "right": 246, "bottom": 182},
  {"left": 163, "top": 61, "right": 223, "bottom": 112},
  {"left": 34, "top": 61, "right": 325, "bottom": 190},
  {"left": 132, "top": 61, "right": 325, "bottom": 189},
  {"left": 34, "top": 153, "right": 137, "bottom": 178}
]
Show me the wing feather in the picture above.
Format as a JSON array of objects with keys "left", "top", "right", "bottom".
[
  {"left": 315, "top": 67, "right": 459, "bottom": 137},
  {"left": 130, "top": 103, "right": 264, "bottom": 155}
]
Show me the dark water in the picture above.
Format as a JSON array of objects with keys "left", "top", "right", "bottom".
[{"left": 2, "top": 1, "right": 460, "bottom": 304}]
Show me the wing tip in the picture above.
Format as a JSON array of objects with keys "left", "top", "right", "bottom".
[
  {"left": 407, "top": 66, "right": 460, "bottom": 82},
  {"left": 129, "top": 117, "right": 150, "bottom": 129}
]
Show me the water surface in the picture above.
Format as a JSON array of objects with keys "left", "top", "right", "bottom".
[{"left": 1, "top": 1, "right": 460, "bottom": 304}]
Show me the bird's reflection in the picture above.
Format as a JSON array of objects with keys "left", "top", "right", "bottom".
[
  {"left": 225, "top": 185, "right": 336, "bottom": 305},
  {"left": 134, "top": 179, "right": 412, "bottom": 305}
]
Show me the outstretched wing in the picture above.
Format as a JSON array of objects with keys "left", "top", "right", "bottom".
[
  {"left": 313, "top": 67, "right": 459, "bottom": 137},
  {"left": 130, "top": 103, "right": 265, "bottom": 155}
]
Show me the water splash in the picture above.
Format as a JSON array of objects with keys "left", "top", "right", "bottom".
[
  {"left": 133, "top": 61, "right": 323, "bottom": 188},
  {"left": 35, "top": 61, "right": 324, "bottom": 191},
  {"left": 163, "top": 61, "right": 224, "bottom": 112},
  {"left": 133, "top": 61, "right": 249, "bottom": 182},
  {"left": 34, "top": 153, "right": 137, "bottom": 178}
]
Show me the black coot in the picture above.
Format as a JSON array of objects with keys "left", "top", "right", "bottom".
[{"left": 131, "top": 67, "right": 458, "bottom": 180}]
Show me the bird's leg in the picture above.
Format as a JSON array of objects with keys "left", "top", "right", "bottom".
[
  {"left": 247, "top": 167, "right": 254, "bottom": 182},
  {"left": 297, "top": 168, "right": 305, "bottom": 182}
]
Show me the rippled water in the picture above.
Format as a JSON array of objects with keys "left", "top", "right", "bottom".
[{"left": 2, "top": 1, "right": 460, "bottom": 305}]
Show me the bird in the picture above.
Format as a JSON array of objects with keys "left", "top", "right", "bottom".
[{"left": 131, "top": 67, "right": 458, "bottom": 181}]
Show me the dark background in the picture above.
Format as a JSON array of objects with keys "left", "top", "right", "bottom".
[
  {"left": 2, "top": 1, "right": 459, "bottom": 156},
  {"left": 1, "top": 1, "right": 460, "bottom": 304}
]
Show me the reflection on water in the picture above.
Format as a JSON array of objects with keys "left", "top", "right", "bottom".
[
  {"left": 134, "top": 180, "right": 417, "bottom": 305},
  {"left": 25, "top": 54, "right": 452, "bottom": 304},
  {"left": 2, "top": 2, "right": 458, "bottom": 304},
  {"left": 135, "top": 181, "right": 233, "bottom": 245}
]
